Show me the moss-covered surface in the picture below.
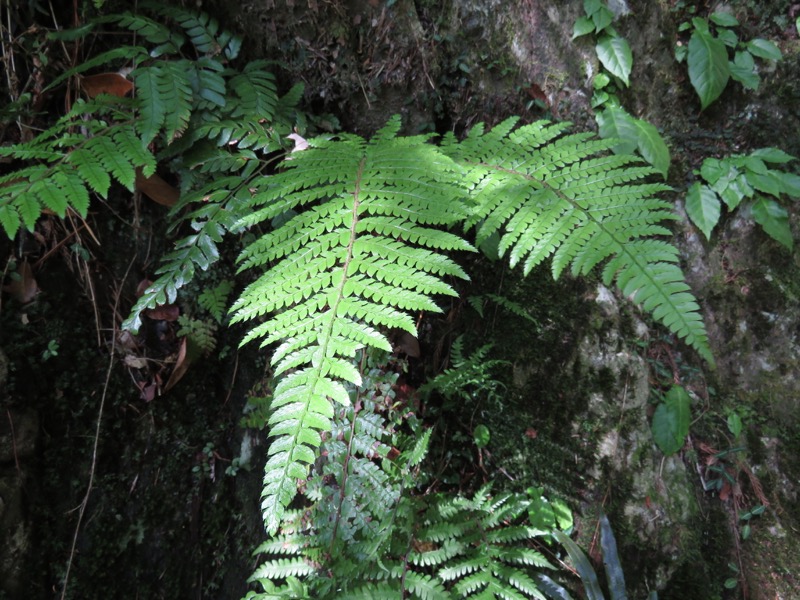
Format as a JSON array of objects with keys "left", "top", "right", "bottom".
[{"left": 0, "top": 195, "right": 267, "bottom": 598}]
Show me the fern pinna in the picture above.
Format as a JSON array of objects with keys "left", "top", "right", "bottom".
[
  {"left": 231, "top": 116, "right": 473, "bottom": 533},
  {"left": 244, "top": 361, "right": 559, "bottom": 599},
  {"left": 248, "top": 481, "right": 560, "bottom": 599}
]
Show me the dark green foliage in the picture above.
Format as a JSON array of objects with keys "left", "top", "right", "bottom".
[
  {"left": 554, "top": 514, "right": 639, "bottom": 600},
  {"left": 0, "top": 4, "right": 301, "bottom": 332},
  {"left": 0, "top": 100, "right": 155, "bottom": 236}
]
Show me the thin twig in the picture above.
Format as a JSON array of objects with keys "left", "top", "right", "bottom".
[{"left": 59, "top": 255, "right": 134, "bottom": 599}]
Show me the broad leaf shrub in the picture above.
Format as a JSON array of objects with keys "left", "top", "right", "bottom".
[{"left": 686, "top": 148, "right": 800, "bottom": 248}]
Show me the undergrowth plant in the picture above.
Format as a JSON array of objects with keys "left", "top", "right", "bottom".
[
  {"left": 245, "top": 350, "right": 581, "bottom": 599},
  {"left": 0, "top": 3, "right": 303, "bottom": 333},
  {"left": 686, "top": 148, "right": 800, "bottom": 248},
  {"left": 676, "top": 11, "right": 782, "bottom": 110},
  {"left": 0, "top": 4, "right": 719, "bottom": 598},
  {"left": 573, "top": 0, "right": 671, "bottom": 179}
]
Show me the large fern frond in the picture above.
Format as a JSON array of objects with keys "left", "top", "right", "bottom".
[
  {"left": 232, "top": 116, "right": 474, "bottom": 532},
  {"left": 442, "top": 117, "right": 713, "bottom": 364}
]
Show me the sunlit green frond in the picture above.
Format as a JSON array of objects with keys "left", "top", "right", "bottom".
[
  {"left": 444, "top": 118, "right": 713, "bottom": 365},
  {"left": 232, "top": 118, "right": 473, "bottom": 533},
  {"left": 230, "top": 61, "right": 278, "bottom": 120}
]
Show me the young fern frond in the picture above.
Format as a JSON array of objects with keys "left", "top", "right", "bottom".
[
  {"left": 428, "top": 488, "right": 552, "bottom": 599},
  {"left": 231, "top": 116, "right": 474, "bottom": 533},
  {"left": 442, "top": 117, "right": 714, "bottom": 365}
]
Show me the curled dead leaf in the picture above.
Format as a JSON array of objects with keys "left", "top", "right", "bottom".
[
  {"left": 123, "top": 355, "right": 149, "bottom": 369},
  {"left": 287, "top": 133, "right": 309, "bottom": 152},
  {"left": 145, "top": 304, "right": 180, "bottom": 321},
  {"left": 2, "top": 260, "right": 39, "bottom": 304},
  {"left": 80, "top": 72, "right": 134, "bottom": 98},
  {"left": 164, "top": 337, "right": 190, "bottom": 392},
  {"left": 390, "top": 330, "right": 420, "bottom": 358},
  {"left": 117, "top": 330, "right": 139, "bottom": 352},
  {"left": 136, "top": 279, "right": 153, "bottom": 297},
  {"left": 135, "top": 168, "right": 180, "bottom": 207}
]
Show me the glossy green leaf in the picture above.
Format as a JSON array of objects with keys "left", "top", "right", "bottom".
[
  {"left": 700, "top": 157, "right": 726, "bottom": 184},
  {"left": 596, "top": 106, "right": 638, "bottom": 154},
  {"left": 473, "top": 424, "right": 490, "bottom": 448},
  {"left": 634, "top": 118, "right": 670, "bottom": 179},
  {"left": 751, "top": 147, "right": 796, "bottom": 164},
  {"left": 747, "top": 172, "right": 782, "bottom": 197},
  {"left": 688, "top": 27, "right": 730, "bottom": 109},
  {"left": 776, "top": 172, "right": 800, "bottom": 198},
  {"left": 685, "top": 182, "right": 721, "bottom": 240},
  {"left": 651, "top": 385, "right": 691, "bottom": 455},
  {"left": 729, "top": 51, "right": 759, "bottom": 90},
  {"left": 717, "top": 28, "right": 739, "bottom": 48},
  {"left": 596, "top": 34, "right": 633, "bottom": 86},
  {"left": 593, "top": 72, "right": 611, "bottom": 89},
  {"left": 592, "top": 6, "right": 614, "bottom": 31},
  {"left": 747, "top": 38, "right": 782, "bottom": 61},
  {"left": 553, "top": 531, "right": 605, "bottom": 600},
  {"left": 710, "top": 12, "right": 739, "bottom": 27},
  {"left": 752, "top": 197, "right": 793, "bottom": 249},
  {"left": 599, "top": 513, "right": 626, "bottom": 600},
  {"left": 573, "top": 15, "right": 595, "bottom": 38},
  {"left": 727, "top": 412, "right": 743, "bottom": 438},
  {"left": 719, "top": 174, "right": 753, "bottom": 210}
]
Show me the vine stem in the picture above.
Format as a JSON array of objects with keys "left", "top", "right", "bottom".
[{"left": 60, "top": 255, "right": 134, "bottom": 599}]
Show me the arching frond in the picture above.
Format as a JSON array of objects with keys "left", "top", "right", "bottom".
[{"left": 443, "top": 118, "right": 713, "bottom": 365}]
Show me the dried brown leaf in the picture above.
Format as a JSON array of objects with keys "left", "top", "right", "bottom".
[
  {"left": 2, "top": 260, "right": 38, "bottom": 304},
  {"left": 135, "top": 169, "right": 180, "bottom": 207},
  {"left": 145, "top": 304, "right": 180, "bottom": 321},
  {"left": 80, "top": 72, "right": 134, "bottom": 98},
  {"left": 164, "top": 337, "right": 190, "bottom": 392}
]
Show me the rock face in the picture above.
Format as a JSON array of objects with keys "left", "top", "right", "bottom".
[{"left": 0, "top": 348, "right": 38, "bottom": 598}]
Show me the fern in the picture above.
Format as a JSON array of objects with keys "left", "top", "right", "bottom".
[
  {"left": 231, "top": 113, "right": 713, "bottom": 536},
  {"left": 418, "top": 336, "right": 507, "bottom": 403},
  {"left": 0, "top": 98, "right": 156, "bottom": 237},
  {"left": 231, "top": 116, "right": 473, "bottom": 532},
  {"left": 199, "top": 279, "right": 234, "bottom": 323},
  {"left": 176, "top": 314, "right": 218, "bottom": 354},
  {"left": 441, "top": 117, "right": 713, "bottom": 365},
  {"left": 0, "top": 4, "right": 301, "bottom": 330},
  {"left": 468, "top": 293, "right": 539, "bottom": 325}
]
